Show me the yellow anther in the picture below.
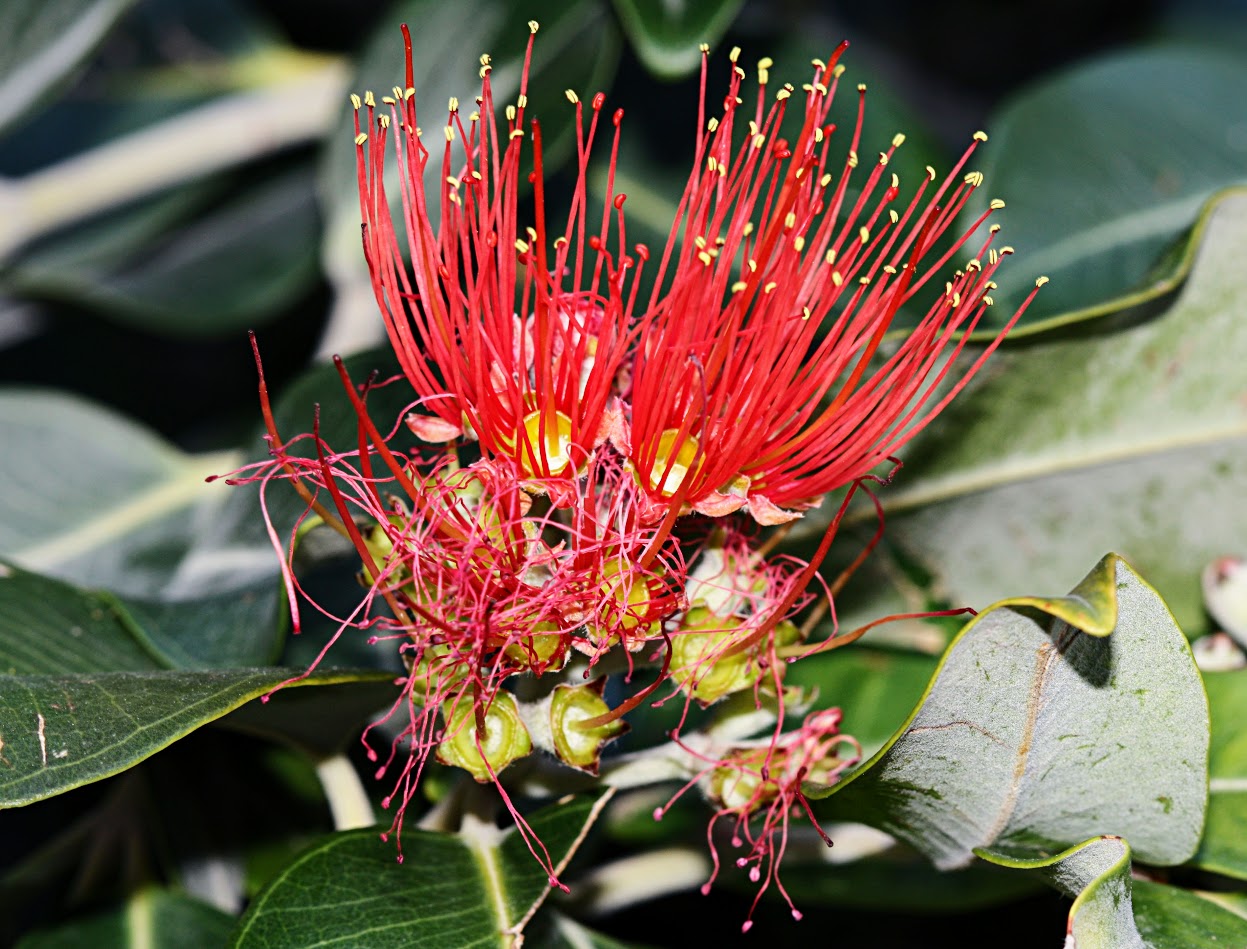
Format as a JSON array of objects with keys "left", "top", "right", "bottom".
[
  {"left": 748, "top": 258, "right": 758, "bottom": 272},
  {"left": 820, "top": 173, "right": 832, "bottom": 188},
  {"left": 1001, "top": 245, "right": 1015, "bottom": 255},
  {"left": 708, "top": 117, "right": 720, "bottom": 132},
  {"left": 528, "top": 20, "right": 539, "bottom": 33},
  {"left": 988, "top": 249, "right": 999, "bottom": 265},
  {"left": 824, "top": 249, "right": 837, "bottom": 265},
  {"left": 1036, "top": 275, "right": 1050, "bottom": 287},
  {"left": 793, "top": 236, "right": 806, "bottom": 252},
  {"left": 446, "top": 175, "right": 461, "bottom": 187},
  {"left": 758, "top": 67, "right": 770, "bottom": 83},
  {"left": 984, "top": 296, "right": 994, "bottom": 306},
  {"left": 776, "top": 88, "right": 791, "bottom": 101},
  {"left": 990, "top": 223, "right": 1001, "bottom": 233},
  {"left": 517, "top": 93, "right": 528, "bottom": 109},
  {"left": 506, "top": 105, "right": 516, "bottom": 122},
  {"left": 694, "top": 236, "right": 707, "bottom": 250},
  {"left": 763, "top": 281, "right": 777, "bottom": 294},
  {"left": 832, "top": 64, "right": 845, "bottom": 78},
  {"left": 730, "top": 46, "right": 741, "bottom": 62},
  {"left": 510, "top": 129, "right": 524, "bottom": 139},
  {"left": 446, "top": 97, "right": 458, "bottom": 112},
  {"left": 392, "top": 86, "right": 403, "bottom": 100},
  {"left": 889, "top": 210, "right": 899, "bottom": 224},
  {"left": 812, "top": 57, "right": 826, "bottom": 69},
  {"left": 795, "top": 167, "right": 805, "bottom": 179},
  {"left": 986, "top": 281, "right": 998, "bottom": 289},
  {"left": 945, "top": 281, "right": 954, "bottom": 295},
  {"left": 742, "top": 222, "right": 754, "bottom": 237},
  {"left": 831, "top": 271, "right": 843, "bottom": 287},
  {"left": 883, "top": 264, "right": 897, "bottom": 275},
  {"left": 731, "top": 280, "right": 748, "bottom": 292},
  {"left": 784, "top": 211, "right": 797, "bottom": 229},
  {"left": 526, "top": 227, "right": 538, "bottom": 242},
  {"left": 926, "top": 165, "right": 937, "bottom": 180},
  {"left": 471, "top": 170, "right": 482, "bottom": 180},
  {"left": 858, "top": 226, "right": 870, "bottom": 244},
  {"left": 802, "top": 306, "right": 811, "bottom": 319},
  {"left": 707, "top": 156, "right": 719, "bottom": 172},
  {"left": 350, "top": 94, "right": 362, "bottom": 110},
  {"left": 814, "top": 127, "right": 824, "bottom": 143},
  {"left": 480, "top": 54, "right": 491, "bottom": 66},
  {"left": 892, "top": 132, "right": 906, "bottom": 148},
  {"left": 950, "top": 291, "right": 961, "bottom": 307},
  {"left": 364, "top": 90, "right": 376, "bottom": 107},
  {"left": 734, "top": 66, "right": 746, "bottom": 79},
  {"left": 753, "top": 133, "right": 766, "bottom": 149},
  {"left": 859, "top": 276, "right": 871, "bottom": 286},
  {"left": 515, "top": 239, "right": 529, "bottom": 253},
  {"left": 990, "top": 198, "right": 1006, "bottom": 210},
  {"left": 354, "top": 132, "right": 368, "bottom": 145},
  {"left": 698, "top": 251, "right": 713, "bottom": 265},
  {"left": 699, "top": 43, "right": 710, "bottom": 53},
  {"left": 891, "top": 173, "right": 899, "bottom": 188},
  {"left": 973, "top": 130, "right": 988, "bottom": 142},
  {"left": 381, "top": 96, "right": 396, "bottom": 105},
  {"left": 758, "top": 56, "right": 774, "bottom": 70},
  {"left": 848, "top": 150, "right": 859, "bottom": 168},
  {"left": 964, "top": 171, "right": 984, "bottom": 187},
  {"left": 469, "top": 112, "right": 480, "bottom": 122},
  {"left": 878, "top": 151, "right": 889, "bottom": 165},
  {"left": 444, "top": 126, "right": 455, "bottom": 142},
  {"left": 381, "top": 115, "right": 392, "bottom": 129},
  {"left": 966, "top": 258, "right": 982, "bottom": 271},
  {"left": 857, "top": 82, "right": 867, "bottom": 92},
  {"left": 404, "top": 87, "right": 415, "bottom": 100}
]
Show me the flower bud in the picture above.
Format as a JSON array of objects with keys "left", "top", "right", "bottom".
[
  {"left": 436, "top": 690, "right": 532, "bottom": 782},
  {"left": 670, "top": 607, "right": 758, "bottom": 706}
]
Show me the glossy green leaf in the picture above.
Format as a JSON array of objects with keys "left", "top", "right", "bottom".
[
  {"left": 15, "top": 888, "right": 234, "bottom": 949},
  {"left": 1133, "top": 879, "right": 1247, "bottom": 948},
  {"left": 0, "top": 389, "right": 282, "bottom": 667},
  {"left": 6, "top": 165, "right": 321, "bottom": 336},
  {"left": 1188, "top": 668, "right": 1247, "bottom": 878},
  {"left": 980, "top": 836, "right": 1142, "bottom": 948},
  {"left": 833, "top": 187, "right": 1247, "bottom": 640},
  {"left": 0, "top": 0, "right": 138, "bottom": 135},
  {"left": 231, "top": 790, "right": 614, "bottom": 948},
  {"left": 968, "top": 47, "right": 1247, "bottom": 332},
  {"left": 0, "top": 664, "right": 389, "bottom": 807},
  {"left": 611, "top": 0, "right": 743, "bottom": 77},
  {"left": 815, "top": 555, "right": 1208, "bottom": 869}
]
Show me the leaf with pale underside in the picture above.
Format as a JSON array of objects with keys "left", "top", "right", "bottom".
[{"left": 812, "top": 555, "right": 1208, "bottom": 871}]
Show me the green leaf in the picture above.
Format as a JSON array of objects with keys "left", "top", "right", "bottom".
[
  {"left": 6, "top": 165, "right": 321, "bottom": 336},
  {"left": 1188, "top": 668, "right": 1247, "bottom": 879},
  {"left": 0, "top": 0, "right": 139, "bottom": 135},
  {"left": 980, "top": 836, "right": 1143, "bottom": 948},
  {"left": 0, "top": 389, "right": 282, "bottom": 667},
  {"left": 968, "top": 47, "right": 1247, "bottom": 332},
  {"left": 1133, "top": 879, "right": 1247, "bottom": 947},
  {"left": 835, "top": 187, "right": 1247, "bottom": 639},
  {"left": 15, "top": 887, "right": 234, "bottom": 949},
  {"left": 230, "top": 790, "right": 615, "bottom": 948},
  {"left": 611, "top": 0, "right": 743, "bottom": 78},
  {"left": 814, "top": 555, "right": 1208, "bottom": 869},
  {"left": 0, "top": 665, "right": 389, "bottom": 807}
]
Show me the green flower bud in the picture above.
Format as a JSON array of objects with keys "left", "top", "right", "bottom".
[
  {"left": 502, "top": 621, "right": 569, "bottom": 673},
  {"left": 548, "top": 680, "right": 628, "bottom": 774},
  {"left": 436, "top": 691, "right": 532, "bottom": 782}
]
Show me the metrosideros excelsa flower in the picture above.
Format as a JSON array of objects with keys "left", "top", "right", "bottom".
[
  {"left": 622, "top": 44, "right": 1048, "bottom": 525},
  {"left": 354, "top": 21, "right": 634, "bottom": 484},
  {"left": 220, "top": 19, "right": 1046, "bottom": 935}
]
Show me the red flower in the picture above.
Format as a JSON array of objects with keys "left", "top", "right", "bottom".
[
  {"left": 354, "top": 23, "right": 633, "bottom": 482},
  {"left": 623, "top": 45, "right": 1045, "bottom": 524}
]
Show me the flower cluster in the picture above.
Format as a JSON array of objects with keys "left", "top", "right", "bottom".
[{"left": 234, "top": 20, "right": 1043, "bottom": 929}]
